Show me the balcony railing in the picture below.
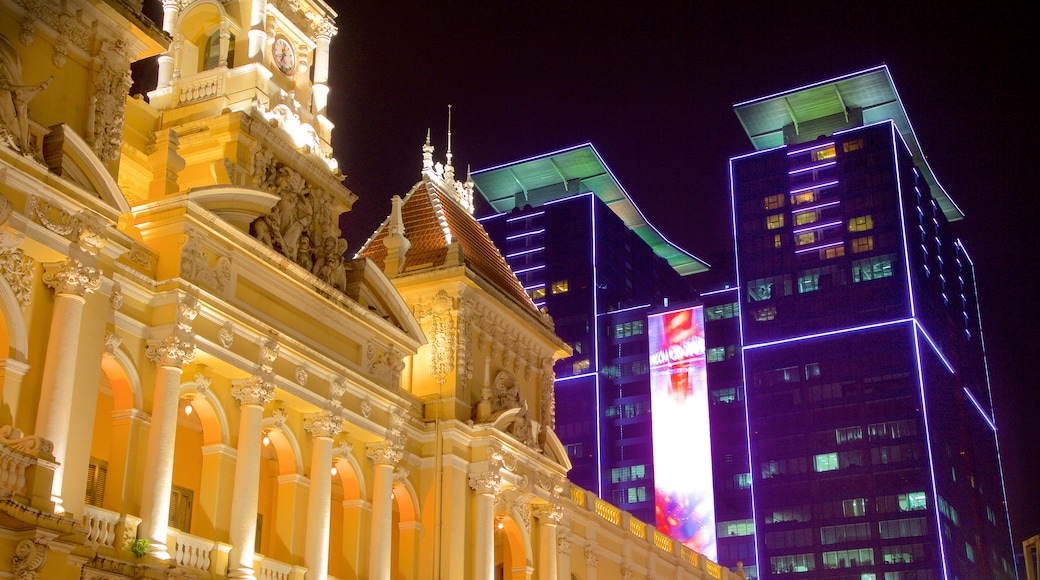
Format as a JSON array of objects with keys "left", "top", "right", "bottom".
[
  {"left": 82, "top": 505, "right": 121, "bottom": 549},
  {"left": 172, "top": 529, "right": 215, "bottom": 572}
]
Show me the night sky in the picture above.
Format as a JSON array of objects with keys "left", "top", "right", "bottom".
[{"left": 327, "top": 2, "right": 1038, "bottom": 552}]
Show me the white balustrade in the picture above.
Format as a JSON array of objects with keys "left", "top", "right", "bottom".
[
  {"left": 172, "top": 530, "right": 215, "bottom": 572},
  {"left": 82, "top": 505, "right": 121, "bottom": 548},
  {"left": 257, "top": 555, "right": 292, "bottom": 580}
]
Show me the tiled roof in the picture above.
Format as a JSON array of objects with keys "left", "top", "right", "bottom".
[{"left": 357, "top": 178, "right": 538, "bottom": 315}]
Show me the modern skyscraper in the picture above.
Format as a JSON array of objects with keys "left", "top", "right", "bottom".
[
  {"left": 725, "top": 66, "right": 1015, "bottom": 579},
  {"left": 471, "top": 144, "right": 707, "bottom": 524}
]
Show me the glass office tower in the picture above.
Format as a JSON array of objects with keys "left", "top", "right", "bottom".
[
  {"left": 728, "top": 66, "right": 1015, "bottom": 579},
  {"left": 472, "top": 144, "right": 705, "bottom": 523}
]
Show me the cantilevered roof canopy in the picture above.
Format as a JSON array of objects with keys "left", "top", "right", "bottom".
[
  {"left": 734, "top": 65, "right": 963, "bottom": 221},
  {"left": 471, "top": 143, "right": 710, "bottom": 276}
]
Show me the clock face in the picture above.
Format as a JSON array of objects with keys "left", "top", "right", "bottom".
[{"left": 272, "top": 37, "right": 296, "bottom": 76}]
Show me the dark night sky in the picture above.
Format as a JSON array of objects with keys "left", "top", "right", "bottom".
[{"left": 326, "top": 1, "right": 1039, "bottom": 551}]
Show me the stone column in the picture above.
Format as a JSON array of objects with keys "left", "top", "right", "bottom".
[
  {"left": 303, "top": 411, "right": 343, "bottom": 580},
  {"left": 137, "top": 337, "right": 194, "bottom": 557},
  {"left": 310, "top": 19, "right": 336, "bottom": 114},
  {"left": 468, "top": 468, "right": 502, "bottom": 580},
  {"left": 247, "top": 0, "right": 267, "bottom": 60},
  {"left": 557, "top": 530, "right": 573, "bottom": 580},
  {"left": 584, "top": 542, "right": 599, "bottom": 580},
  {"left": 36, "top": 259, "right": 100, "bottom": 509},
  {"left": 534, "top": 502, "right": 563, "bottom": 580},
  {"left": 219, "top": 23, "right": 231, "bottom": 67},
  {"left": 157, "top": 0, "right": 180, "bottom": 89},
  {"left": 227, "top": 377, "right": 275, "bottom": 579},
  {"left": 366, "top": 439, "right": 404, "bottom": 580}
]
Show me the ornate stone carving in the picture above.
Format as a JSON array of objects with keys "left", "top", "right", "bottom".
[
  {"left": 102, "top": 331, "right": 121, "bottom": 356},
  {"left": 0, "top": 249, "right": 35, "bottom": 310},
  {"left": 125, "top": 244, "right": 157, "bottom": 271},
  {"left": 557, "top": 529, "right": 573, "bottom": 555},
  {"left": 509, "top": 400, "right": 537, "bottom": 449},
  {"left": 259, "top": 338, "right": 279, "bottom": 376},
  {"left": 231, "top": 376, "right": 275, "bottom": 406},
  {"left": 540, "top": 359, "right": 556, "bottom": 431},
  {"left": 180, "top": 230, "right": 231, "bottom": 294},
  {"left": 87, "top": 39, "right": 132, "bottom": 160},
  {"left": 620, "top": 562, "right": 633, "bottom": 580},
  {"left": 584, "top": 544, "right": 598, "bottom": 568},
  {"left": 176, "top": 294, "right": 199, "bottom": 333},
  {"left": 0, "top": 33, "right": 52, "bottom": 155},
  {"left": 366, "top": 409, "right": 406, "bottom": 465},
  {"left": 367, "top": 342, "right": 404, "bottom": 386},
  {"left": 192, "top": 371, "right": 212, "bottom": 393},
  {"left": 295, "top": 366, "right": 308, "bottom": 386},
  {"left": 392, "top": 465, "right": 410, "bottom": 483},
  {"left": 27, "top": 197, "right": 74, "bottom": 237},
  {"left": 533, "top": 501, "right": 564, "bottom": 525},
  {"left": 12, "top": 538, "right": 48, "bottom": 579},
  {"left": 219, "top": 321, "right": 235, "bottom": 348},
  {"left": 109, "top": 281, "right": 123, "bottom": 310},
  {"left": 329, "top": 376, "right": 347, "bottom": 405},
  {"left": 332, "top": 440, "right": 353, "bottom": 458},
  {"left": 413, "top": 290, "right": 456, "bottom": 387},
  {"left": 249, "top": 147, "right": 348, "bottom": 290},
  {"left": 0, "top": 425, "right": 53, "bottom": 456},
  {"left": 492, "top": 370, "right": 519, "bottom": 411},
  {"left": 43, "top": 259, "right": 100, "bottom": 297},
  {"left": 313, "top": 18, "right": 338, "bottom": 40},
  {"left": 146, "top": 336, "right": 195, "bottom": 368},
  {"left": 18, "top": 0, "right": 40, "bottom": 47},
  {"left": 455, "top": 295, "right": 476, "bottom": 385},
  {"left": 468, "top": 469, "right": 502, "bottom": 497},
  {"left": 304, "top": 410, "right": 344, "bottom": 439},
  {"left": 270, "top": 406, "right": 289, "bottom": 428},
  {"left": 359, "top": 399, "right": 372, "bottom": 419}
]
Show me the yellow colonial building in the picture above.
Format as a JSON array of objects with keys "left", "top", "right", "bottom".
[{"left": 0, "top": 0, "right": 745, "bottom": 578}]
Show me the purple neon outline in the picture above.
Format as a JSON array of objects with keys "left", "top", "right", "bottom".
[
  {"left": 728, "top": 154, "right": 761, "bottom": 572},
  {"left": 791, "top": 200, "right": 841, "bottom": 214},
  {"left": 892, "top": 121, "right": 918, "bottom": 319},
  {"left": 788, "top": 161, "right": 837, "bottom": 175},
  {"left": 506, "top": 228, "right": 546, "bottom": 240},
  {"left": 742, "top": 318, "right": 913, "bottom": 351},
  {"left": 523, "top": 283, "right": 545, "bottom": 291},
  {"left": 555, "top": 372, "right": 597, "bottom": 383},
  {"left": 962, "top": 387, "right": 997, "bottom": 433},
  {"left": 914, "top": 321, "right": 956, "bottom": 375},
  {"left": 911, "top": 327, "right": 952, "bottom": 580},
  {"left": 589, "top": 194, "right": 604, "bottom": 498},
  {"left": 785, "top": 141, "right": 836, "bottom": 157},
  {"left": 544, "top": 190, "right": 594, "bottom": 206},
  {"left": 476, "top": 211, "right": 506, "bottom": 223},
  {"left": 789, "top": 180, "right": 840, "bottom": 195},
  {"left": 833, "top": 118, "right": 896, "bottom": 137},
  {"left": 792, "top": 219, "right": 843, "bottom": 235},
  {"left": 506, "top": 210, "right": 545, "bottom": 223},
  {"left": 505, "top": 247, "right": 544, "bottom": 259},
  {"left": 599, "top": 303, "right": 651, "bottom": 316},
  {"left": 957, "top": 241, "right": 1017, "bottom": 570},
  {"left": 512, "top": 264, "right": 545, "bottom": 275},
  {"left": 701, "top": 287, "right": 738, "bottom": 297},
  {"left": 793, "top": 240, "right": 844, "bottom": 255}
]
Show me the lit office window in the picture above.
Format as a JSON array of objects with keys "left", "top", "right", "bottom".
[
  {"left": 766, "top": 214, "right": 785, "bottom": 230},
  {"left": 851, "top": 235, "right": 874, "bottom": 253},
  {"left": 764, "top": 194, "right": 785, "bottom": 210},
  {"left": 848, "top": 215, "right": 874, "bottom": 232},
  {"left": 551, "top": 280, "right": 569, "bottom": 294}
]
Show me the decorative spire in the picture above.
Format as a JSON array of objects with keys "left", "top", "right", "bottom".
[
  {"left": 422, "top": 128, "right": 434, "bottom": 173},
  {"left": 444, "top": 105, "right": 455, "bottom": 183},
  {"left": 382, "top": 195, "right": 410, "bottom": 276}
]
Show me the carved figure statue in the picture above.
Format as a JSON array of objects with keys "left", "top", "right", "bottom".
[{"left": 0, "top": 34, "right": 52, "bottom": 154}]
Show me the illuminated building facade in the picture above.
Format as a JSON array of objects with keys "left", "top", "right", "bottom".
[
  {"left": 471, "top": 145, "right": 706, "bottom": 525},
  {"left": 0, "top": 0, "right": 745, "bottom": 577},
  {"left": 728, "top": 66, "right": 1015, "bottom": 579}
]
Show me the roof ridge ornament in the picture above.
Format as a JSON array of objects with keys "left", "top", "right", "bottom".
[{"left": 422, "top": 128, "right": 434, "bottom": 173}]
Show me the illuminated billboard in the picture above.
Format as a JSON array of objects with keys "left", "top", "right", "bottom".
[{"left": 648, "top": 305, "right": 716, "bottom": 561}]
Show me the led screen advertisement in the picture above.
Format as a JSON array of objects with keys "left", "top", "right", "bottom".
[{"left": 648, "top": 305, "right": 716, "bottom": 561}]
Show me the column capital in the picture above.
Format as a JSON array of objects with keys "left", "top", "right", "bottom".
[
  {"left": 468, "top": 469, "right": 503, "bottom": 497},
  {"left": 304, "top": 411, "right": 344, "bottom": 439},
  {"left": 584, "top": 544, "right": 598, "bottom": 568},
  {"left": 146, "top": 336, "right": 195, "bottom": 368},
  {"left": 557, "top": 530, "right": 573, "bottom": 555},
  {"left": 366, "top": 439, "right": 404, "bottom": 466},
  {"left": 314, "top": 18, "right": 337, "bottom": 41},
  {"left": 232, "top": 376, "right": 275, "bottom": 406},
  {"left": 43, "top": 259, "right": 100, "bottom": 297},
  {"left": 533, "top": 501, "right": 564, "bottom": 525}
]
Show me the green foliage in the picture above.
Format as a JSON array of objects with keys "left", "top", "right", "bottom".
[{"left": 128, "top": 538, "right": 149, "bottom": 558}]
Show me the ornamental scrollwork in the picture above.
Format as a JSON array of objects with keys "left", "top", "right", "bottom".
[
  {"left": 146, "top": 336, "right": 195, "bottom": 368},
  {"left": 12, "top": 538, "right": 48, "bottom": 580},
  {"left": 304, "top": 410, "right": 344, "bottom": 439},
  {"left": 43, "top": 259, "right": 100, "bottom": 297},
  {"left": 231, "top": 376, "right": 275, "bottom": 406},
  {"left": 413, "top": 290, "right": 456, "bottom": 387},
  {"left": 0, "top": 249, "right": 35, "bottom": 310},
  {"left": 89, "top": 40, "right": 132, "bottom": 161}
]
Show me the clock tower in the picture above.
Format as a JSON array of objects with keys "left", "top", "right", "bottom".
[{"left": 119, "top": 0, "right": 356, "bottom": 292}]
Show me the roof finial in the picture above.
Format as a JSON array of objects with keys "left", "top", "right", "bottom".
[
  {"left": 444, "top": 104, "right": 455, "bottom": 182},
  {"left": 422, "top": 128, "right": 434, "bottom": 173}
]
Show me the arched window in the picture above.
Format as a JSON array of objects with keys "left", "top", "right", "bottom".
[{"left": 201, "top": 28, "right": 234, "bottom": 71}]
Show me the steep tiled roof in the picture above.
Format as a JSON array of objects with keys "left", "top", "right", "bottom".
[{"left": 357, "top": 177, "right": 538, "bottom": 315}]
